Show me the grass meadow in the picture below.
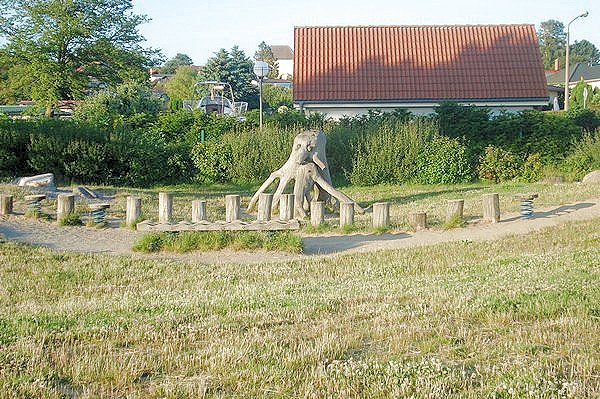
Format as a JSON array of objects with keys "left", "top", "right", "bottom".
[{"left": 1, "top": 209, "right": 599, "bottom": 397}]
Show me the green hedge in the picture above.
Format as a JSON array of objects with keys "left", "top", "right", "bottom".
[
  {"left": 0, "top": 118, "right": 190, "bottom": 186},
  {"left": 1, "top": 105, "right": 597, "bottom": 187}
]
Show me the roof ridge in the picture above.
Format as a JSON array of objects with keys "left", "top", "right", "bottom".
[{"left": 294, "top": 24, "right": 535, "bottom": 29}]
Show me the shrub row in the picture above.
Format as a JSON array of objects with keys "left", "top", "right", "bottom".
[
  {"left": 1, "top": 105, "right": 598, "bottom": 186},
  {"left": 0, "top": 118, "right": 191, "bottom": 186}
]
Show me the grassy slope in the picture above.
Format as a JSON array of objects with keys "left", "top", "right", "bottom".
[{"left": 1, "top": 216, "right": 599, "bottom": 398}]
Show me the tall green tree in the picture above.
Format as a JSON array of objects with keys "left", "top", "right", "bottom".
[
  {"left": 0, "top": 0, "right": 161, "bottom": 115},
  {"left": 161, "top": 53, "right": 193, "bottom": 74},
  {"left": 570, "top": 39, "right": 600, "bottom": 65},
  {"left": 538, "top": 19, "right": 566, "bottom": 69},
  {"left": 165, "top": 65, "right": 199, "bottom": 109},
  {"left": 254, "top": 41, "right": 279, "bottom": 79},
  {"left": 199, "top": 46, "right": 258, "bottom": 107}
]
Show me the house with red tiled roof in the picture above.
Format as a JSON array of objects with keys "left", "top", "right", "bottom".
[{"left": 293, "top": 25, "right": 549, "bottom": 118}]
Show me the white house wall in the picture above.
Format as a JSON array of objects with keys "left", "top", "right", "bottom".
[
  {"left": 277, "top": 60, "right": 293, "bottom": 79},
  {"left": 296, "top": 101, "right": 548, "bottom": 120}
]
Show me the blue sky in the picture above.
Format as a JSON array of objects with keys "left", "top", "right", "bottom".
[{"left": 133, "top": 0, "right": 599, "bottom": 65}]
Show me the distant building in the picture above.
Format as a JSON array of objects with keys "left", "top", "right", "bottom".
[
  {"left": 271, "top": 45, "right": 294, "bottom": 79},
  {"left": 546, "top": 62, "right": 600, "bottom": 90},
  {"left": 293, "top": 25, "right": 549, "bottom": 119}
]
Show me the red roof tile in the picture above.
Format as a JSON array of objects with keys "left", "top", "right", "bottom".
[{"left": 293, "top": 25, "right": 548, "bottom": 102}]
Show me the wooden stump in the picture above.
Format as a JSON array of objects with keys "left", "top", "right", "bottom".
[
  {"left": 57, "top": 194, "right": 75, "bottom": 221},
  {"left": 279, "top": 194, "right": 295, "bottom": 221},
  {"left": 191, "top": 200, "right": 207, "bottom": 223},
  {"left": 257, "top": 194, "right": 273, "bottom": 222},
  {"left": 225, "top": 195, "right": 241, "bottom": 222},
  {"left": 0, "top": 195, "right": 13, "bottom": 215},
  {"left": 446, "top": 199, "right": 464, "bottom": 223},
  {"left": 339, "top": 202, "right": 355, "bottom": 227},
  {"left": 310, "top": 201, "right": 325, "bottom": 227},
  {"left": 408, "top": 212, "right": 427, "bottom": 231},
  {"left": 126, "top": 196, "right": 142, "bottom": 226},
  {"left": 159, "top": 192, "right": 173, "bottom": 223},
  {"left": 482, "top": 193, "right": 500, "bottom": 223},
  {"left": 372, "top": 202, "right": 390, "bottom": 228}
]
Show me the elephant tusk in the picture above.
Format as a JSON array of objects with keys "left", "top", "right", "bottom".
[{"left": 312, "top": 154, "right": 326, "bottom": 170}]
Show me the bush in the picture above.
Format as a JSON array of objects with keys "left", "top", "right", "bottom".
[
  {"left": 190, "top": 141, "right": 233, "bottom": 184},
  {"left": 435, "top": 104, "right": 587, "bottom": 167},
  {"left": 222, "top": 125, "right": 297, "bottom": 184},
  {"left": 566, "top": 108, "right": 600, "bottom": 132},
  {"left": 148, "top": 109, "right": 241, "bottom": 145},
  {"left": 520, "top": 153, "right": 544, "bottom": 183},
  {"left": 74, "top": 81, "right": 163, "bottom": 131},
  {"left": 416, "top": 136, "right": 473, "bottom": 184},
  {"left": 62, "top": 140, "right": 109, "bottom": 184},
  {"left": 477, "top": 145, "right": 521, "bottom": 183},
  {"left": 560, "top": 131, "right": 600, "bottom": 181},
  {"left": 349, "top": 120, "right": 433, "bottom": 185}
]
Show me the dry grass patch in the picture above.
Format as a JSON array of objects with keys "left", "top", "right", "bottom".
[{"left": 1, "top": 216, "right": 599, "bottom": 397}]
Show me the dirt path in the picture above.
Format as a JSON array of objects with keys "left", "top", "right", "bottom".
[{"left": 1, "top": 198, "right": 599, "bottom": 264}]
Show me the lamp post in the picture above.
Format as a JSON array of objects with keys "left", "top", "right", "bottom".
[
  {"left": 253, "top": 61, "right": 270, "bottom": 128},
  {"left": 564, "top": 10, "right": 589, "bottom": 111}
]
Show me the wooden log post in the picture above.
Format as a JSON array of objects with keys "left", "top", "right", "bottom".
[
  {"left": 408, "top": 212, "right": 427, "bottom": 231},
  {"left": 257, "top": 194, "right": 273, "bottom": 222},
  {"left": 279, "top": 194, "right": 295, "bottom": 221},
  {"left": 339, "top": 202, "right": 355, "bottom": 227},
  {"left": 126, "top": 196, "right": 142, "bottom": 227},
  {"left": 159, "top": 192, "right": 174, "bottom": 223},
  {"left": 225, "top": 195, "right": 241, "bottom": 222},
  {"left": 0, "top": 194, "right": 13, "bottom": 216},
  {"left": 372, "top": 202, "right": 390, "bottom": 228},
  {"left": 191, "top": 200, "right": 207, "bottom": 223},
  {"left": 57, "top": 194, "right": 75, "bottom": 222},
  {"left": 483, "top": 193, "right": 500, "bottom": 223},
  {"left": 310, "top": 201, "right": 325, "bottom": 227},
  {"left": 446, "top": 199, "right": 464, "bottom": 223}
]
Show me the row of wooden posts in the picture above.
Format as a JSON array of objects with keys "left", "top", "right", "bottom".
[
  {"left": 149, "top": 192, "right": 501, "bottom": 229},
  {"left": 0, "top": 192, "right": 503, "bottom": 230}
]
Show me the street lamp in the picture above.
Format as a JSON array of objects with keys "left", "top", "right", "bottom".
[
  {"left": 253, "top": 61, "right": 270, "bottom": 128},
  {"left": 564, "top": 10, "right": 589, "bottom": 111}
]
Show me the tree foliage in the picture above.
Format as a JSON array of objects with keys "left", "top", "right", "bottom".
[
  {"left": 199, "top": 46, "right": 258, "bottom": 107},
  {"left": 161, "top": 53, "right": 193, "bottom": 74},
  {"left": 537, "top": 20, "right": 600, "bottom": 69},
  {"left": 262, "top": 84, "right": 292, "bottom": 109},
  {"left": 537, "top": 20, "right": 566, "bottom": 70},
  {"left": 254, "top": 41, "right": 279, "bottom": 79},
  {"left": 0, "top": 0, "right": 161, "bottom": 114},
  {"left": 165, "top": 65, "right": 199, "bottom": 109},
  {"left": 73, "top": 81, "right": 163, "bottom": 131},
  {"left": 570, "top": 39, "right": 600, "bottom": 65}
]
